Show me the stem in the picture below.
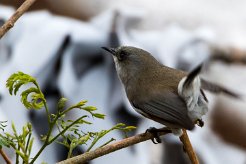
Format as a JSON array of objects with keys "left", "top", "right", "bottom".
[
  {"left": 56, "top": 122, "right": 67, "bottom": 140},
  {"left": 0, "top": 0, "right": 38, "bottom": 39},
  {"left": 54, "top": 141, "right": 68, "bottom": 148},
  {"left": 44, "top": 102, "right": 51, "bottom": 124},
  {"left": 25, "top": 133, "right": 31, "bottom": 154},
  {"left": 67, "top": 145, "right": 74, "bottom": 159},
  {"left": 12, "top": 122, "right": 21, "bottom": 164},
  {"left": 0, "top": 149, "right": 12, "bottom": 164},
  {"left": 60, "top": 106, "right": 75, "bottom": 116},
  {"left": 33, "top": 81, "right": 51, "bottom": 124},
  {"left": 25, "top": 133, "right": 32, "bottom": 161},
  {"left": 29, "top": 123, "right": 54, "bottom": 164},
  {"left": 10, "top": 144, "right": 19, "bottom": 164},
  {"left": 29, "top": 141, "right": 46, "bottom": 164},
  {"left": 86, "top": 127, "right": 115, "bottom": 152},
  {"left": 57, "top": 127, "right": 171, "bottom": 164},
  {"left": 86, "top": 135, "right": 99, "bottom": 152},
  {"left": 99, "top": 138, "right": 115, "bottom": 148},
  {"left": 49, "top": 117, "right": 84, "bottom": 144},
  {"left": 29, "top": 97, "right": 52, "bottom": 163},
  {"left": 32, "top": 100, "right": 90, "bottom": 162},
  {"left": 30, "top": 116, "right": 83, "bottom": 164},
  {"left": 179, "top": 129, "right": 199, "bottom": 164}
]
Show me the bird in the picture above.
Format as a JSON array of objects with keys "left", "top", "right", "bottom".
[{"left": 102, "top": 46, "right": 238, "bottom": 138}]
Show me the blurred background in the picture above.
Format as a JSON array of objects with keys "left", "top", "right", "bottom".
[{"left": 0, "top": 0, "right": 246, "bottom": 163}]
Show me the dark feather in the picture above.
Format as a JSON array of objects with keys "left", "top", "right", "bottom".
[
  {"left": 132, "top": 92, "right": 194, "bottom": 130},
  {"left": 200, "top": 89, "right": 208, "bottom": 102},
  {"left": 201, "top": 79, "right": 240, "bottom": 98},
  {"left": 183, "top": 64, "right": 203, "bottom": 88}
]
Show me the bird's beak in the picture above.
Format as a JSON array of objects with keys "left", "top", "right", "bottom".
[{"left": 101, "top": 47, "right": 116, "bottom": 56}]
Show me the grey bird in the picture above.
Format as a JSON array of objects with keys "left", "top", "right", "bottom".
[{"left": 102, "top": 46, "right": 238, "bottom": 137}]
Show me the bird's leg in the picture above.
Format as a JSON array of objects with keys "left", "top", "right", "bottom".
[{"left": 145, "top": 127, "right": 170, "bottom": 144}]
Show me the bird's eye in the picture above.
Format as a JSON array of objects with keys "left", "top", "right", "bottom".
[{"left": 119, "top": 51, "right": 127, "bottom": 61}]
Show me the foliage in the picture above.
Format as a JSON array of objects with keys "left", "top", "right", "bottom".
[
  {"left": 0, "top": 72, "right": 136, "bottom": 163},
  {"left": 0, "top": 121, "right": 11, "bottom": 149}
]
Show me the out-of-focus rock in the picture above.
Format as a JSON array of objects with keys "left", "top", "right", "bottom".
[{"left": 211, "top": 94, "right": 246, "bottom": 149}]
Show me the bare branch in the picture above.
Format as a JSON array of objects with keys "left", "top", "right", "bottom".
[
  {"left": 210, "top": 46, "right": 246, "bottom": 64},
  {"left": 0, "top": 149, "right": 11, "bottom": 164},
  {"left": 57, "top": 127, "right": 171, "bottom": 164},
  {"left": 0, "top": 0, "right": 37, "bottom": 39},
  {"left": 179, "top": 129, "right": 199, "bottom": 164}
]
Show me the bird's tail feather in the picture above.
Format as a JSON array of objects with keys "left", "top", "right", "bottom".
[{"left": 183, "top": 64, "right": 203, "bottom": 88}]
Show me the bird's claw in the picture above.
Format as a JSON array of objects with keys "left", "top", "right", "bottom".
[{"left": 146, "top": 127, "right": 162, "bottom": 144}]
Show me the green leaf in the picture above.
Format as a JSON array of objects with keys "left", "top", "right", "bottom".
[
  {"left": 77, "top": 100, "right": 87, "bottom": 106},
  {"left": 81, "top": 106, "right": 97, "bottom": 111},
  {"left": 40, "top": 135, "right": 47, "bottom": 142},
  {"left": 27, "top": 122, "right": 32, "bottom": 131},
  {"left": 5, "top": 73, "right": 137, "bottom": 162},
  {"left": 6, "top": 72, "right": 36, "bottom": 95},
  {"left": 57, "top": 97, "right": 67, "bottom": 111},
  {"left": 28, "top": 137, "right": 34, "bottom": 154},
  {"left": 20, "top": 87, "right": 44, "bottom": 109},
  {"left": 78, "top": 119, "right": 92, "bottom": 125},
  {"left": 76, "top": 134, "right": 90, "bottom": 145},
  {"left": 13, "top": 81, "right": 25, "bottom": 95},
  {"left": 70, "top": 100, "right": 88, "bottom": 109},
  {"left": 92, "top": 113, "right": 105, "bottom": 119},
  {"left": 16, "top": 149, "right": 25, "bottom": 159},
  {"left": 0, "top": 121, "right": 7, "bottom": 131},
  {"left": 0, "top": 137, "right": 11, "bottom": 148},
  {"left": 6, "top": 72, "right": 45, "bottom": 110},
  {"left": 114, "top": 123, "right": 126, "bottom": 128},
  {"left": 11, "top": 122, "right": 17, "bottom": 135},
  {"left": 123, "top": 126, "right": 137, "bottom": 131}
]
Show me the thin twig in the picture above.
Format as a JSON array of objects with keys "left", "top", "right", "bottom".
[
  {"left": 57, "top": 127, "right": 171, "bottom": 164},
  {"left": 179, "top": 129, "right": 199, "bottom": 164},
  {"left": 0, "top": 0, "right": 37, "bottom": 39},
  {"left": 0, "top": 149, "right": 12, "bottom": 164}
]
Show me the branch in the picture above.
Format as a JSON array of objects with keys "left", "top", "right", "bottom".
[
  {"left": 57, "top": 127, "right": 171, "bottom": 164},
  {"left": 179, "top": 129, "right": 199, "bottom": 164},
  {"left": 0, "top": 0, "right": 37, "bottom": 39},
  {"left": 0, "top": 149, "right": 12, "bottom": 164},
  {"left": 210, "top": 46, "right": 246, "bottom": 65}
]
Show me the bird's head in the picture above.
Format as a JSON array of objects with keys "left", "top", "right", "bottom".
[{"left": 102, "top": 46, "right": 160, "bottom": 84}]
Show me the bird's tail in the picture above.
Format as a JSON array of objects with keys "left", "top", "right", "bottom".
[
  {"left": 183, "top": 64, "right": 240, "bottom": 98},
  {"left": 183, "top": 64, "right": 203, "bottom": 89},
  {"left": 201, "top": 79, "right": 240, "bottom": 98}
]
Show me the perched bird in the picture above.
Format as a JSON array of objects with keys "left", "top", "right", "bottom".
[{"left": 102, "top": 46, "right": 238, "bottom": 137}]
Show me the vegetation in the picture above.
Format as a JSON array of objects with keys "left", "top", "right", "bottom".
[{"left": 0, "top": 72, "right": 136, "bottom": 163}]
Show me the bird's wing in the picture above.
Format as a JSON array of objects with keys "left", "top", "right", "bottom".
[{"left": 132, "top": 92, "right": 194, "bottom": 130}]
